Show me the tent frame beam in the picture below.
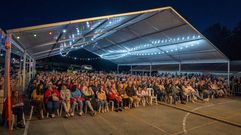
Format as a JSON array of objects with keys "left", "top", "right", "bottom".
[
  {"left": 7, "top": 7, "right": 171, "bottom": 33},
  {"left": 95, "top": 23, "right": 187, "bottom": 52},
  {"left": 118, "top": 60, "right": 229, "bottom": 66}
]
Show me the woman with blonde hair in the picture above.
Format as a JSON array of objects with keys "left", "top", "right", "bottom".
[{"left": 82, "top": 86, "right": 96, "bottom": 116}]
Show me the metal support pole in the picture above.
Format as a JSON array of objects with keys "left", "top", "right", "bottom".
[
  {"left": 22, "top": 51, "right": 26, "bottom": 91},
  {"left": 130, "top": 65, "right": 133, "bottom": 75},
  {"left": 19, "top": 56, "right": 23, "bottom": 91},
  {"left": 33, "top": 59, "right": 36, "bottom": 77},
  {"left": 117, "top": 64, "right": 119, "bottom": 74},
  {"left": 32, "top": 59, "right": 34, "bottom": 78},
  {"left": 31, "top": 58, "right": 33, "bottom": 79},
  {"left": 227, "top": 61, "right": 230, "bottom": 87},
  {"left": 4, "top": 34, "right": 12, "bottom": 133},
  {"left": 29, "top": 58, "right": 31, "bottom": 81},
  {"left": 179, "top": 63, "right": 181, "bottom": 74},
  {"left": 150, "top": 63, "right": 152, "bottom": 76}
]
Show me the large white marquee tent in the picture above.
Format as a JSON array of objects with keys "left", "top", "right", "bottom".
[{"left": 0, "top": 6, "right": 230, "bottom": 91}]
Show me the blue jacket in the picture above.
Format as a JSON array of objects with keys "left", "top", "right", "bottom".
[{"left": 71, "top": 89, "right": 82, "bottom": 99}]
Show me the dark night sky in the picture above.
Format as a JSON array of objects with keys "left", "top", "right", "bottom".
[{"left": 1, "top": 0, "right": 241, "bottom": 32}]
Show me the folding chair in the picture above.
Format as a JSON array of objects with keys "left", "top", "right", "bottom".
[{"left": 147, "top": 88, "right": 158, "bottom": 105}]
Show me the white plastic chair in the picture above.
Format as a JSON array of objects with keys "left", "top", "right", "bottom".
[
  {"left": 147, "top": 88, "right": 158, "bottom": 105},
  {"left": 168, "top": 95, "right": 173, "bottom": 104},
  {"left": 186, "top": 95, "right": 190, "bottom": 102},
  {"left": 29, "top": 106, "right": 34, "bottom": 120}
]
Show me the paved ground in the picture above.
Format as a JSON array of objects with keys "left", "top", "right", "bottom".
[{"left": 1, "top": 97, "right": 241, "bottom": 135}]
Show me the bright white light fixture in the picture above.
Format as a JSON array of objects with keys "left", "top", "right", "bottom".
[{"left": 86, "top": 22, "right": 90, "bottom": 28}]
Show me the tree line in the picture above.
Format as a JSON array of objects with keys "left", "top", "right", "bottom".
[{"left": 203, "top": 21, "right": 241, "bottom": 60}]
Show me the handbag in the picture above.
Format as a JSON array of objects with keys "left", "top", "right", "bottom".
[{"left": 52, "top": 95, "right": 59, "bottom": 102}]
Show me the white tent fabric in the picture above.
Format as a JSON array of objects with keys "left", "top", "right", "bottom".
[{"left": 7, "top": 7, "right": 228, "bottom": 65}]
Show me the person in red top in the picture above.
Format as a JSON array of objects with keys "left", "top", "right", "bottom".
[
  {"left": 108, "top": 84, "right": 122, "bottom": 112},
  {"left": 44, "top": 84, "right": 60, "bottom": 118}
]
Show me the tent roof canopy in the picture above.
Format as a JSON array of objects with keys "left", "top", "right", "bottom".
[{"left": 7, "top": 6, "right": 229, "bottom": 65}]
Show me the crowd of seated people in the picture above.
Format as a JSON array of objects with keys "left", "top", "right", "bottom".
[
  {"left": 24, "top": 72, "right": 230, "bottom": 120},
  {"left": 0, "top": 70, "right": 233, "bottom": 131},
  {"left": 231, "top": 76, "right": 241, "bottom": 95},
  {"left": 0, "top": 71, "right": 231, "bottom": 128},
  {"left": 1, "top": 72, "right": 28, "bottom": 129}
]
